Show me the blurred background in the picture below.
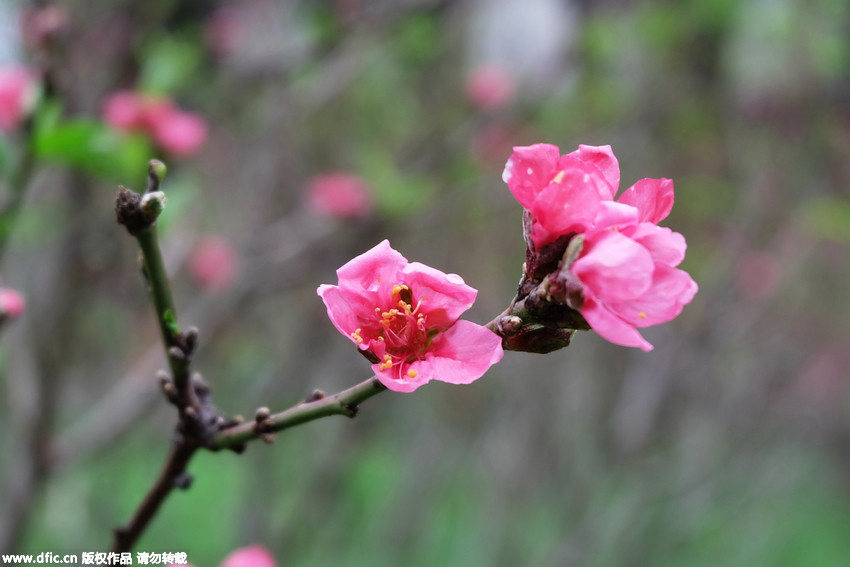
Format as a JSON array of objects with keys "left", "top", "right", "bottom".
[{"left": 1, "top": 0, "right": 850, "bottom": 565}]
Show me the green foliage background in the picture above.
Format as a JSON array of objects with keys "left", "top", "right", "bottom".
[{"left": 2, "top": 0, "right": 850, "bottom": 565}]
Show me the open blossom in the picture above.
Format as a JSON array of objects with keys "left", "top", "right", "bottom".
[
  {"left": 306, "top": 173, "right": 373, "bottom": 219},
  {"left": 502, "top": 143, "right": 674, "bottom": 249},
  {"left": 318, "top": 240, "right": 503, "bottom": 392},
  {"left": 504, "top": 142, "right": 696, "bottom": 351},
  {"left": 102, "top": 91, "right": 208, "bottom": 157},
  {"left": 570, "top": 216, "right": 698, "bottom": 351},
  {"left": 0, "top": 67, "right": 38, "bottom": 133}
]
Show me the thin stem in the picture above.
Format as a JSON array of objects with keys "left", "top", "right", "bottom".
[
  {"left": 111, "top": 439, "right": 197, "bottom": 553},
  {"left": 213, "top": 377, "right": 387, "bottom": 450}
]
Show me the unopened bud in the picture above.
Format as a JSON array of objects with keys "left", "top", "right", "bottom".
[
  {"left": 261, "top": 433, "right": 276, "bottom": 444},
  {"left": 183, "top": 327, "right": 199, "bottom": 353},
  {"left": 148, "top": 159, "right": 167, "bottom": 188},
  {"left": 255, "top": 406, "right": 270, "bottom": 422},
  {"left": 140, "top": 191, "right": 167, "bottom": 221},
  {"left": 498, "top": 315, "right": 523, "bottom": 336}
]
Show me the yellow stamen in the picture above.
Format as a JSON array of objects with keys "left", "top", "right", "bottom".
[
  {"left": 350, "top": 328, "right": 364, "bottom": 344},
  {"left": 379, "top": 354, "right": 393, "bottom": 370},
  {"left": 407, "top": 369, "right": 418, "bottom": 378},
  {"left": 638, "top": 312, "right": 646, "bottom": 319},
  {"left": 552, "top": 170, "right": 565, "bottom": 184},
  {"left": 392, "top": 284, "right": 409, "bottom": 296}
]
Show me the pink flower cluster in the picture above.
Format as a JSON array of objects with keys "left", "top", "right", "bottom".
[
  {"left": 189, "top": 235, "right": 239, "bottom": 293},
  {"left": 0, "top": 67, "right": 38, "bottom": 133},
  {"left": 318, "top": 240, "right": 503, "bottom": 392},
  {"left": 103, "top": 91, "right": 208, "bottom": 157},
  {"left": 503, "top": 143, "right": 698, "bottom": 351}
]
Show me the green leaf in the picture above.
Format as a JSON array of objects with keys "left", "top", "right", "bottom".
[
  {"left": 33, "top": 119, "right": 151, "bottom": 182},
  {"left": 138, "top": 35, "right": 204, "bottom": 95},
  {"left": 802, "top": 197, "right": 850, "bottom": 243}
]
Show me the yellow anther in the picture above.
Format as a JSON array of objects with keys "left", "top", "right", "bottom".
[
  {"left": 638, "top": 312, "right": 646, "bottom": 319},
  {"left": 350, "top": 328, "right": 364, "bottom": 344},
  {"left": 407, "top": 369, "right": 418, "bottom": 378},
  {"left": 392, "top": 284, "right": 409, "bottom": 295},
  {"left": 379, "top": 354, "right": 393, "bottom": 370},
  {"left": 552, "top": 170, "right": 565, "bottom": 184},
  {"left": 375, "top": 307, "right": 381, "bottom": 312},
  {"left": 382, "top": 309, "right": 399, "bottom": 319}
]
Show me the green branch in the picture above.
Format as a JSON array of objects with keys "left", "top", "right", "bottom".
[{"left": 212, "top": 378, "right": 387, "bottom": 450}]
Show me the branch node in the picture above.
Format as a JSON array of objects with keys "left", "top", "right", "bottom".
[
  {"left": 171, "top": 472, "right": 193, "bottom": 490},
  {"left": 260, "top": 433, "right": 276, "bottom": 444},
  {"left": 304, "top": 389, "right": 326, "bottom": 402}
]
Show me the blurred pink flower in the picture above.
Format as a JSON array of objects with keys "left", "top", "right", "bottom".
[
  {"left": 318, "top": 240, "right": 504, "bottom": 392},
  {"left": 0, "top": 67, "right": 38, "bottom": 133},
  {"left": 148, "top": 107, "right": 208, "bottom": 157},
  {"left": 0, "top": 287, "right": 25, "bottom": 319},
  {"left": 465, "top": 65, "right": 516, "bottom": 111},
  {"left": 102, "top": 91, "right": 208, "bottom": 157},
  {"left": 219, "top": 545, "right": 277, "bottom": 567},
  {"left": 189, "top": 236, "right": 239, "bottom": 293},
  {"left": 103, "top": 91, "right": 147, "bottom": 131},
  {"left": 571, "top": 221, "right": 698, "bottom": 351},
  {"left": 502, "top": 143, "right": 674, "bottom": 249},
  {"left": 306, "top": 173, "right": 373, "bottom": 219},
  {"left": 169, "top": 545, "right": 277, "bottom": 567}
]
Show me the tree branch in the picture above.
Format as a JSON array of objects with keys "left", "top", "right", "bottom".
[{"left": 212, "top": 377, "right": 387, "bottom": 450}]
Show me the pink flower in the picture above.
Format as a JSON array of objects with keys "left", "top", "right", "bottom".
[
  {"left": 103, "top": 91, "right": 147, "bottom": 131},
  {"left": 102, "top": 91, "right": 208, "bottom": 157},
  {"left": 0, "top": 67, "right": 38, "bottom": 133},
  {"left": 148, "top": 107, "right": 208, "bottom": 157},
  {"left": 189, "top": 236, "right": 239, "bottom": 292},
  {"left": 465, "top": 65, "right": 516, "bottom": 111},
  {"left": 318, "top": 240, "right": 504, "bottom": 392},
  {"left": 569, "top": 215, "right": 698, "bottom": 352},
  {"left": 306, "top": 173, "right": 373, "bottom": 219},
  {"left": 168, "top": 545, "right": 277, "bottom": 567},
  {"left": 502, "top": 143, "right": 674, "bottom": 249},
  {"left": 0, "top": 287, "right": 25, "bottom": 319},
  {"left": 220, "top": 545, "right": 277, "bottom": 567}
]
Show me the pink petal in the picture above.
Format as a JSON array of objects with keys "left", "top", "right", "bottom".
[
  {"left": 402, "top": 262, "right": 477, "bottom": 328},
  {"left": 373, "top": 360, "right": 429, "bottom": 393},
  {"left": 316, "top": 284, "right": 366, "bottom": 343},
  {"left": 220, "top": 545, "right": 277, "bottom": 567},
  {"left": 579, "top": 295, "right": 653, "bottom": 351},
  {"left": 617, "top": 178, "right": 674, "bottom": 224},
  {"left": 425, "top": 320, "right": 504, "bottom": 384},
  {"left": 608, "top": 266, "right": 698, "bottom": 327},
  {"left": 561, "top": 144, "right": 619, "bottom": 198},
  {"left": 502, "top": 143, "right": 561, "bottom": 209},
  {"left": 528, "top": 155, "right": 610, "bottom": 245},
  {"left": 335, "top": 240, "right": 407, "bottom": 300},
  {"left": 622, "top": 223, "right": 687, "bottom": 267},
  {"left": 592, "top": 201, "right": 640, "bottom": 230},
  {"left": 572, "top": 230, "right": 654, "bottom": 302}
]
